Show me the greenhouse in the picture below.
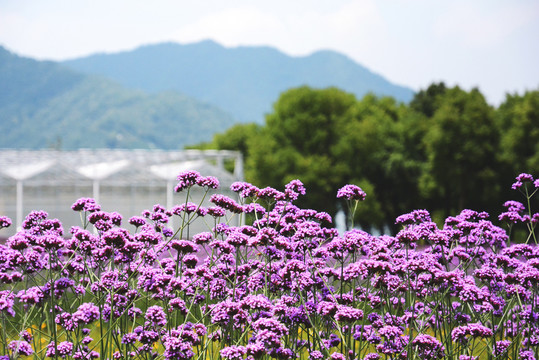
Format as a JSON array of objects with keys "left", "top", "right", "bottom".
[{"left": 0, "top": 149, "right": 243, "bottom": 237}]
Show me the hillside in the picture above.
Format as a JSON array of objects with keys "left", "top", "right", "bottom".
[
  {"left": 0, "top": 46, "right": 236, "bottom": 149},
  {"left": 63, "top": 40, "right": 415, "bottom": 122}
]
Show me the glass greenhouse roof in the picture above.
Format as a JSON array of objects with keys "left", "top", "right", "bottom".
[
  {"left": 0, "top": 149, "right": 243, "bottom": 186},
  {"left": 0, "top": 149, "right": 243, "bottom": 234}
]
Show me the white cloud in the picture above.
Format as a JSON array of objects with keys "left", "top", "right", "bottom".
[
  {"left": 173, "top": 0, "right": 385, "bottom": 58},
  {"left": 434, "top": 1, "right": 539, "bottom": 48},
  {"left": 173, "top": 7, "right": 287, "bottom": 48}
]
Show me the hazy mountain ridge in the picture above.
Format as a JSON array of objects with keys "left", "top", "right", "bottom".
[
  {"left": 63, "top": 40, "right": 415, "bottom": 122},
  {"left": 0, "top": 45, "right": 236, "bottom": 149}
]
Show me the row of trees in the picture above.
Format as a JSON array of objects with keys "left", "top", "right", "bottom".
[{"left": 193, "top": 83, "right": 538, "bottom": 233}]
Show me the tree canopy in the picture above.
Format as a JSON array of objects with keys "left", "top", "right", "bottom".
[{"left": 194, "top": 84, "right": 539, "bottom": 233}]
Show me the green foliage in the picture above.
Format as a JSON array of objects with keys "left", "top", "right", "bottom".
[
  {"left": 497, "top": 90, "right": 539, "bottom": 175},
  {"left": 328, "top": 94, "right": 427, "bottom": 232},
  {"left": 188, "top": 123, "right": 262, "bottom": 174},
  {"left": 247, "top": 87, "right": 357, "bottom": 215},
  {"left": 200, "top": 83, "right": 539, "bottom": 233},
  {"left": 409, "top": 82, "right": 448, "bottom": 117},
  {"left": 419, "top": 87, "right": 500, "bottom": 217},
  {"left": 212, "top": 123, "right": 262, "bottom": 156}
]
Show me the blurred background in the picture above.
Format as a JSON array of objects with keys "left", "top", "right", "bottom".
[{"left": 0, "top": 0, "right": 537, "bottom": 234}]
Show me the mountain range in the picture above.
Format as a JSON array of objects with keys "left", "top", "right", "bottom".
[
  {"left": 0, "top": 46, "right": 236, "bottom": 149},
  {"left": 63, "top": 40, "right": 414, "bottom": 123},
  {"left": 1, "top": 40, "right": 414, "bottom": 150}
]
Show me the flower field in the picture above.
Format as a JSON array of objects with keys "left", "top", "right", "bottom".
[{"left": 0, "top": 172, "right": 538, "bottom": 359}]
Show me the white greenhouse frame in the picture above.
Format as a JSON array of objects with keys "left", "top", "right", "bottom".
[{"left": 0, "top": 149, "right": 243, "bottom": 238}]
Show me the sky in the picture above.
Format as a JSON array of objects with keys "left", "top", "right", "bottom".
[{"left": 1, "top": 0, "right": 538, "bottom": 106}]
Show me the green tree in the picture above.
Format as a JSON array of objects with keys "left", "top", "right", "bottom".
[
  {"left": 495, "top": 90, "right": 539, "bottom": 241},
  {"left": 335, "top": 94, "right": 426, "bottom": 232},
  {"left": 211, "top": 123, "right": 262, "bottom": 155},
  {"left": 418, "top": 86, "right": 500, "bottom": 219},
  {"left": 409, "top": 82, "right": 448, "bottom": 118},
  {"left": 187, "top": 123, "right": 262, "bottom": 173},
  {"left": 247, "top": 86, "right": 357, "bottom": 216},
  {"left": 192, "top": 83, "right": 536, "bottom": 233},
  {"left": 496, "top": 90, "right": 539, "bottom": 176}
]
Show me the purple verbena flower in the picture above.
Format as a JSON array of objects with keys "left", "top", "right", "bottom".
[
  {"left": 379, "top": 325, "right": 403, "bottom": 339},
  {"left": 175, "top": 170, "right": 203, "bottom": 192},
  {"left": 412, "top": 334, "right": 445, "bottom": 359},
  {"left": 102, "top": 227, "right": 131, "bottom": 248},
  {"left": 192, "top": 232, "right": 213, "bottom": 244},
  {"left": 220, "top": 345, "right": 247, "bottom": 360},
  {"left": 285, "top": 179, "right": 306, "bottom": 201},
  {"left": 519, "top": 349, "right": 536, "bottom": 360},
  {"left": 139, "top": 329, "right": 160, "bottom": 344},
  {"left": 204, "top": 206, "right": 223, "bottom": 218},
  {"left": 171, "top": 202, "right": 198, "bottom": 215},
  {"left": 503, "top": 200, "right": 526, "bottom": 212},
  {"left": 512, "top": 173, "right": 534, "bottom": 190},
  {"left": 451, "top": 323, "right": 493, "bottom": 343},
  {"left": 231, "top": 181, "right": 259, "bottom": 198},
  {"left": 134, "top": 226, "right": 162, "bottom": 245},
  {"left": 169, "top": 298, "right": 188, "bottom": 315},
  {"left": 309, "top": 351, "right": 324, "bottom": 360},
  {"left": 71, "top": 198, "right": 101, "bottom": 212},
  {"left": 364, "top": 354, "right": 381, "bottom": 360},
  {"left": 73, "top": 303, "right": 100, "bottom": 324},
  {"left": 145, "top": 305, "right": 167, "bottom": 327},
  {"left": 122, "top": 333, "right": 138, "bottom": 345},
  {"left": 57, "top": 341, "right": 73, "bottom": 357},
  {"left": 9, "top": 340, "right": 33, "bottom": 356},
  {"left": 170, "top": 240, "right": 199, "bottom": 253},
  {"left": 109, "top": 212, "right": 122, "bottom": 226},
  {"left": 0, "top": 216, "right": 12, "bottom": 229},
  {"left": 337, "top": 184, "right": 366, "bottom": 201},
  {"left": 198, "top": 175, "right": 219, "bottom": 189},
  {"left": 252, "top": 317, "right": 289, "bottom": 337},
  {"left": 494, "top": 340, "right": 511, "bottom": 356},
  {"left": 183, "top": 254, "right": 198, "bottom": 268},
  {"left": 88, "top": 211, "right": 113, "bottom": 231},
  {"left": 6, "top": 233, "right": 30, "bottom": 250},
  {"left": 162, "top": 227, "right": 174, "bottom": 237},
  {"left": 16, "top": 286, "right": 45, "bottom": 305},
  {"left": 240, "top": 294, "right": 273, "bottom": 311},
  {"left": 335, "top": 304, "right": 364, "bottom": 322},
  {"left": 226, "top": 231, "right": 249, "bottom": 247},
  {"left": 37, "top": 233, "right": 65, "bottom": 249},
  {"left": 243, "top": 202, "right": 267, "bottom": 216},
  {"left": 257, "top": 187, "right": 285, "bottom": 201},
  {"left": 20, "top": 330, "right": 32, "bottom": 342},
  {"left": 395, "top": 209, "right": 431, "bottom": 225},
  {"left": 210, "top": 194, "right": 243, "bottom": 213},
  {"left": 330, "top": 352, "right": 346, "bottom": 360},
  {"left": 129, "top": 215, "right": 146, "bottom": 227}
]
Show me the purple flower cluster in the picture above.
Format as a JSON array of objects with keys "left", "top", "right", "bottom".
[
  {"left": 0, "top": 175, "right": 537, "bottom": 359},
  {"left": 8, "top": 340, "right": 33, "bottom": 356},
  {"left": 71, "top": 197, "right": 101, "bottom": 212},
  {"left": 337, "top": 184, "right": 367, "bottom": 201},
  {"left": 452, "top": 323, "right": 494, "bottom": 343},
  {"left": 175, "top": 170, "right": 219, "bottom": 192},
  {"left": 512, "top": 173, "right": 539, "bottom": 190},
  {"left": 412, "top": 334, "right": 445, "bottom": 359},
  {"left": 0, "top": 216, "right": 12, "bottom": 229}
]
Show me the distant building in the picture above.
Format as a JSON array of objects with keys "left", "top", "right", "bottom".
[{"left": 0, "top": 149, "right": 243, "bottom": 237}]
